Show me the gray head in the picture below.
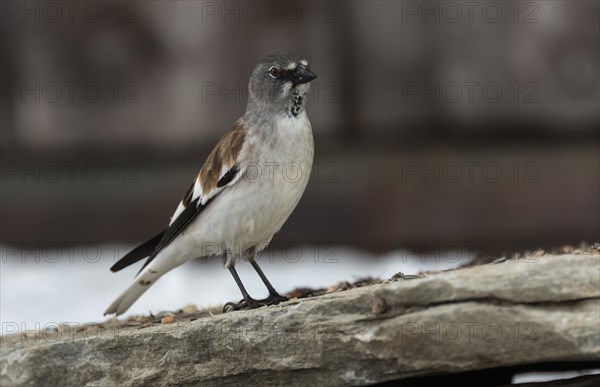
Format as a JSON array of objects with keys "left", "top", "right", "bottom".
[{"left": 246, "top": 52, "right": 317, "bottom": 118}]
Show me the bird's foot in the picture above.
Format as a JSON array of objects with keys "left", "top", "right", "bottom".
[
  {"left": 223, "top": 293, "right": 288, "bottom": 313},
  {"left": 258, "top": 292, "right": 288, "bottom": 306},
  {"left": 223, "top": 300, "right": 245, "bottom": 313},
  {"left": 222, "top": 297, "right": 262, "bottom": 313}
]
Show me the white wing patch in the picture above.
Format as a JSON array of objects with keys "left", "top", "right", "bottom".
[
  {"left": 192, "top": 179, "right": 203, "bottom": 202},
  {"left": 199, "top": 164, "right": 242, "bottom": 205},
  {"left": 169, "top": 202, "right": 186, "bottom": 226},
  {"left": 168, "top": 164, "right": 244, "bottom": 226},
  {"left": 166, "top": 120, "right": 246, "bottom": 228}
]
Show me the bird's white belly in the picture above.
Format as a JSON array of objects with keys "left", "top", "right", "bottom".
[
  {"left": 173, "top": 117, "right": 313, "bottom": 263},
  {"left": 195, "top": 167, "right": 307, "bottom": 246}
]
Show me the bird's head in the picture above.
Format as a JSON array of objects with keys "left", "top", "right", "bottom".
[{"left": 247, "top": 52, "right": 317, "bottom": 117}]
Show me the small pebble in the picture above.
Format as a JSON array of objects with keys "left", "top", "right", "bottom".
[
  {"left": 530, "top": 249, "right": 545, "bottom": 257},
  {"left": 325, "top": 284, "right": 339, "bottom": 294},
  {"left": 288, "top": 288, "right": 315, "bottom": 298},
  {"left": 561, "top": 245, "right": 574, "bottom": 254},
  {"left": 161, "top": 316, "right": 175, "bottom": 324},
  {"left": 181, "top": 304, "right": 198, "bottom": 314},
  {"left": 372, "top": 296, "right": 388, "bottom": 315}
]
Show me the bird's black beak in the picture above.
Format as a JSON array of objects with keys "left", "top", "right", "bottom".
[{"left": 292, "top": 66, "right": 317, "bottom": 85}]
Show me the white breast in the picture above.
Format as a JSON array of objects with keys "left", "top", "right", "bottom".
[{"left": 177, "top": 112, "right": 314, "bottom": 262}]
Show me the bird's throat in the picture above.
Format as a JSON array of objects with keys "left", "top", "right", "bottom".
[{"left": 288, "top": 88, "right": 305, "bottom": 117}]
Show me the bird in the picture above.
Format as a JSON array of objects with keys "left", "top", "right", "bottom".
[{"left": 104, "top": 53, "right": 317, "bottom": 316}]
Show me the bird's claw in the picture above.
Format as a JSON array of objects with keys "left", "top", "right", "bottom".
[
  {"left": 222, "top": 298, "right": 259, "bottom": 313},
  {"left": 222, "top": 293, "right": 288, "bottom": 313},
  {"left": 261, "top": 293, "right": 288, "bottom": 305},
  {"left": 223, "top": 301, "right": 242, "bottom": 313}
]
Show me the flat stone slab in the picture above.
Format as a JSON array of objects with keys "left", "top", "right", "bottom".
[{"left": 2, "top": 254, "right": 599, "bottom": 386}]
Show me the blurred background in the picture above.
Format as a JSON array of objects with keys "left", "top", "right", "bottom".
[{"left": 1, "top": 0, "right": 598, "bottom": 346}]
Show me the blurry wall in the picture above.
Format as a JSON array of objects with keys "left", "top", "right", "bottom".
[{"left": 1, "top": 1, "right": 598, "bottom": 252}]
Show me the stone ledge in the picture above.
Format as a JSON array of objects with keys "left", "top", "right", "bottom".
[{"left": 1, "top": 254, "right": 599, "bottom": 386}]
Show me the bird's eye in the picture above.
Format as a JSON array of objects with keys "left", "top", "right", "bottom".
[{"left": 269, "top": 66, "right": 280, "bottom": 78}]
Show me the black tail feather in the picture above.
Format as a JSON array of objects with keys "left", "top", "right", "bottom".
[{"left": 110, "top": 230, "right": 166, "bottom": 272}]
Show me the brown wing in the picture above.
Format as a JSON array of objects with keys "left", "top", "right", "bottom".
[
  {"left": 198, "top": 121, "right": 245, "bottom": 196},
  {"left": 110, "top": 121, "right": 246, "bottom": 275}
]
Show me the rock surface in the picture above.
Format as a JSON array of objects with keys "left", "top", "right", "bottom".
[{"left": 1, "top": 254, "right": 599, "bottom": 386}]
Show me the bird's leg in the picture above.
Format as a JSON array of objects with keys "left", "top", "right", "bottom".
[
  {"left": 228, "top": 265, "right": 251, "bottom": 302},
  {"left": 222, "top": 248, "right": 262, "bottom": 312},
  {"left": 250, "top": 260, "right": 288, "bottom": 305},
  {"left": 223, "top": 265, "right": 263, "bottom": 312},
  {"left": 222, "top": 248, "right": 288, "bottom": 312}
]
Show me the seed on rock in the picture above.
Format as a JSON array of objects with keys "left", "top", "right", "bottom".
[
  {"left": 161, "top": 316, "right": 175, "bottom": 324},
  {"left": 181, "top": 304, "right": 198, "bottom": 314}
]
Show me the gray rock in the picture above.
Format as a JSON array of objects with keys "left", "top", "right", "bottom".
[{"left": 2, "top": 254, "right": 599, "bottom": 386}]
